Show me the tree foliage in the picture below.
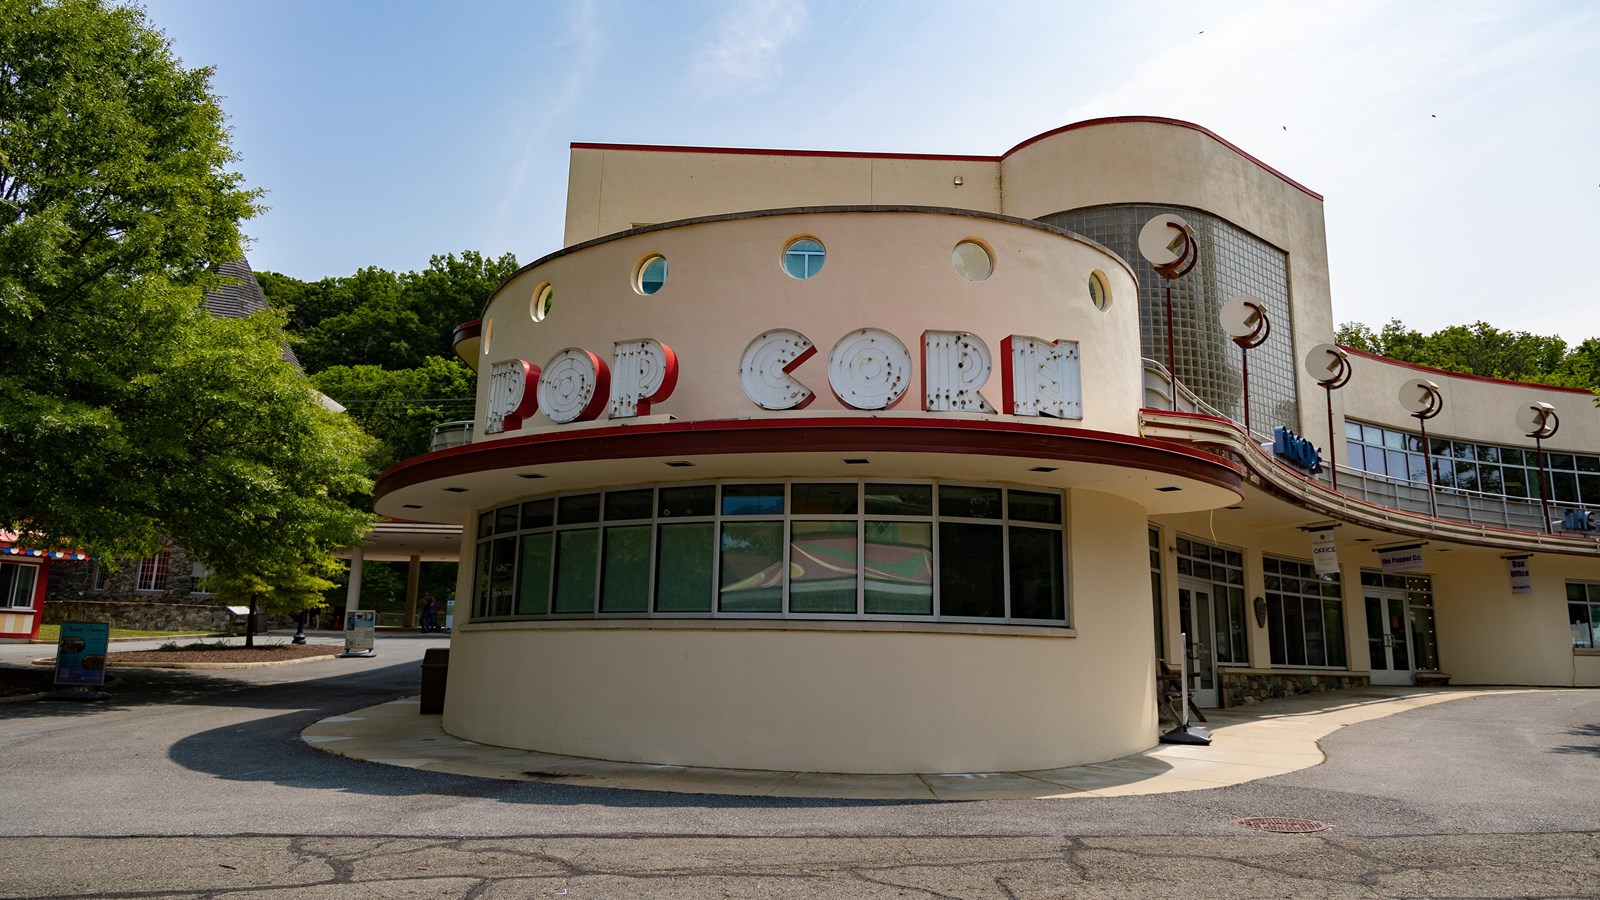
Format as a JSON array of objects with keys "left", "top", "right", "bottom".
[
  {"left": 0, "top": 0, "right": 376, "bottom": 605},
  {"left": 311, "top": 355, "right": 476, "bottom": 468},
  {"left": 265, "top": 250, "right": 518, "bottom": 373},
  {"left": 1337, "top": 319, "right": 1600, "bottom": 395}
]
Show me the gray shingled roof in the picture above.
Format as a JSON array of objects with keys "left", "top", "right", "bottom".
[{"left": 203, "top": 258, "right": 302, "bottom": 369}]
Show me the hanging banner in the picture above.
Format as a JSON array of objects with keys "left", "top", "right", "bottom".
[
  {"left": 1379, "top": 546, "right": 1425, "bottom": 573},
  {"left": 1508, "top": 557, "right": 1532, "bottom": 595},
  {"left": 1311, "top": 530, "right": 1340, "bottom": 576}
]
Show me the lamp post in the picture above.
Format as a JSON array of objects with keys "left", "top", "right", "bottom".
[
  {"left": 1219, "top": 295, "right": 1270, "bottom": 436},
  {"left": 1138, "top": 214, "right": 1198, "bottom": 410},
  {"left": 1305, "top": 344, "right": 1352, "bottom": 491},
  {"left": 1517, "top": 401, "right": 1560, "bottom": 533},
  {"left": 1399, "top": 378, "right": 1443, "bottom": 518}
]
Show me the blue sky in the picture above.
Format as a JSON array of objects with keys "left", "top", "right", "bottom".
[{"left": 142, "top": 0, "right": 1600, "bottom": 342}]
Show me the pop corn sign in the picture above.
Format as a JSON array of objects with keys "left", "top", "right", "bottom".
[{"left": 484, "top": 328, "right": 1080, "bottom": 434}]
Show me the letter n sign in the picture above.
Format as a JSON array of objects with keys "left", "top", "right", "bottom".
[
  {"left": 1001, "top": 336, "right": 1082, "bottom": 419},
  {"left": 485, "top": 359, "right": 539, "bottom": 434}
]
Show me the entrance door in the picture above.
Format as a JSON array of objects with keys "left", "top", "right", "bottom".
[
  {"left": 1365, "top": 591, "right": 1414, "bottom": 685},
  {"left": 1177, "top": 579, "right": 1219, "bottom": 707}
]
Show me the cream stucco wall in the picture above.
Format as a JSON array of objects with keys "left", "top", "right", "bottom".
[
  {"left": 1432, "top": 552, "right": 1600, "bottom": 687},
  {"left": 441, "top": 489, "right": 1158, "bottom": 773},
  {"left": 481, "top": 209, "right": 1143, "bottom": 437},
  {"left": 561, "top": 120, "right": 1339, "bottom": 449},
  {"left": 565, "top": 148, "right": 1001, "bottom": 246},
  {"left": 1341, "top": 352, "right": 1600, "bottom": 453}
]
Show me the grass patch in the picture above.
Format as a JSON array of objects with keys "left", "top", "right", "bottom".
[{"left": 34, "top": 624, "right": 221, "bottom": 642}]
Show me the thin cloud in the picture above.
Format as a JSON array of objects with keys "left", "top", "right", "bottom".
[
  {"left": 491, "top": 0, "right": 604, "bottom": 252},
  {"left": 693, "top": 0, "right": 808, "bottom": 93}
]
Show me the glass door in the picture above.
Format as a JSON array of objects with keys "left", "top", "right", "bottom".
[
  {"left": 1364, "top": 592, "right": 1413, "bottom": 685},
  {"left": 1177, "top": 580, "right": 1219, "bottom": 707}
]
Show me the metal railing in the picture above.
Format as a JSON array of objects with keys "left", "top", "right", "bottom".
[
  {"left": 429, "top": 420, "right": 474, "bottom": 452},
  {"left": 1140, "top": 359, "right": 1559, "bottom": 534}
]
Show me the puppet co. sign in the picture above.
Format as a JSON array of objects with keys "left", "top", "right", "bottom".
[{"left": 485, "top": 327, "right": 1082, "bottom": 433}]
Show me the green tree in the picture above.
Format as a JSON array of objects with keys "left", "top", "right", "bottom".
[
  {"left": 311, "top": 355, "right": 476, "bottom": 468},
  {"left": 1338, "top": 318, "right": 1597, "bottom": 394},
  {"left": 265, "top": 251, "right": 517, "bottom": 374},
  {"left": 0, "top": 1, "right": 375, "bottom": 590}
]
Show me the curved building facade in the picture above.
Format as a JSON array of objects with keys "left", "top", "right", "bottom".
[{"left": 376, "top": 117, "right": 1600, "bottom": 775}]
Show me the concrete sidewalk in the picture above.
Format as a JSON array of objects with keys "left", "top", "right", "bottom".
[{"left": 303, "top": 685, "right": 1529, "bottom": 801}]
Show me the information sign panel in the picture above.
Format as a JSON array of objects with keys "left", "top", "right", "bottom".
[
  {"left": 54, "top": 621, "right": 110, "bottom": 687},
  {"left": 344, "top": 610, "right": 376, "bottom": 655}
]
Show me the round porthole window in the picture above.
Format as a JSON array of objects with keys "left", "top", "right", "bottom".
[
  {"left": 1089, "top": 271, "right": 1110, "bottom": 311},
  {"left": 952, "top": 239, "right": 992, "bottom": 282},
  {"left": 635, "top": 254, "right": 667, "bottom": 295},
  {"left": 783, "top": 237, "right": 825, "bottom": 279},
  {"left": 530, "top": 283, "right": 553, "bottom": 321}
]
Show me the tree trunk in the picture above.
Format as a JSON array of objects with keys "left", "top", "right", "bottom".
[{"left": 246, "top": 597, "right": 257, "bottom": 649}]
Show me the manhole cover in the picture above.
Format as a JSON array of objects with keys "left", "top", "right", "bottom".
[{"left": 1234, "top": 817, "right": 1330, "bottom": 834}]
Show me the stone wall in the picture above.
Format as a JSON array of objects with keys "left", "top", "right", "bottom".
[
  {"left": 47, "top": 550, "right": 209, "bottom": 604},
  {"left": 42, "top": 598, "right": 234, "bottom": 632},
  {"left": 1219, "top": 670, "right": 1369, "bottom": 707}
]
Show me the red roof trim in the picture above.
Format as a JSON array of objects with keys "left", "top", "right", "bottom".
[
  {"left": 570, "top": 142, "right": 994, "bottom": 163},
  {"left": 375, "top": 417, "right": 1242, "bottom": 503},
  {"left": 1340, "top": 346, "right": 1598, "bottom": 396},
  {"left": 572, "top": 116, "right": 1322, "bottom": 200}
]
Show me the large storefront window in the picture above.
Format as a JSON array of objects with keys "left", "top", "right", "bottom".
[
  {"left": 1346, "top": 419, "right": 1600, "bottom": 504},
  {"left": 1569, "top": 582, "right": 1600, "bottom": 649},
  {"left": 472, "top": 480, "right": 1068, "bottom": 625},
  {"left": 1263, "top": 555, "right": 1346, "bottom": 667}
]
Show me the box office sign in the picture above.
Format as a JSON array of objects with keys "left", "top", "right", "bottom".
[
  {"left": 1379, "top": 546, "right": 1426, "bottom": 574},
  {"left": 485, "top": 328, "right": 1082, "bottom": 432},
  {"left": 1507, "top": 556, "right": 1533, "bottom": 595}
]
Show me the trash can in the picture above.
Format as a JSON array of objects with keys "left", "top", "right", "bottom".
[{"left": 419, "top": 648, "right": 449, "bottom": 714}]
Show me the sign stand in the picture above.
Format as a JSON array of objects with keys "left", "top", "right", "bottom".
[
  {"left": 339, "top": 609, "right": 377, "bottom": 658},
  {"left": 42, "top": 621, "right": 111, "bottom": 701},
  {"left": 1160, "top": 631, "right": 1212, "bottom": 745}
]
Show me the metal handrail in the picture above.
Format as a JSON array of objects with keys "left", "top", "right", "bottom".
[{"left": 429, "top": 420, "right": 475, "bottom": 452}]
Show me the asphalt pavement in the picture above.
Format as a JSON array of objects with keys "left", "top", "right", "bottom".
[{"left": 2, "top": 631, "right": 1597, "bottom": 898}]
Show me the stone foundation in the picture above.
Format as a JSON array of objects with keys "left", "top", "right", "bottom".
[
  {"left": 40, "top": 598, "right": 288, "bottom": 632},
  {"left": 1219, "top": 670, "right": 1369, "bottom": 707}
]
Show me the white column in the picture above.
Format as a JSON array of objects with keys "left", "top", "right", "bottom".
[{"left": 345, "top": 545, "right": 365, "bottom": 613}]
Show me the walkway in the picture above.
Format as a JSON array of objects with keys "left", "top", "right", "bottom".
[{"left": 302, "top": 685, "right": 1523, "bottom": 800}]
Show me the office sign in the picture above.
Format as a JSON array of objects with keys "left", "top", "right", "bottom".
[{"left": 1311, "top": 530, "right": 1340, "bottom": 576}]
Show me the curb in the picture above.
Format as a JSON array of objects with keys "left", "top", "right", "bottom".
[{"left": 29, "top": 651, "right": 347, "bottom": 670}]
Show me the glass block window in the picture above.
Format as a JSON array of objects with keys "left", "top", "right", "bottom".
[
  {"left": 1263, "top": 555, "right": 1346, "bottom": 668},
  {"left": 1043, "top": 204, "right": 1296, "bottom": 434},
  {"left": 1174, "top": 535, "right": 1248, "bottom": 665},
  {"left": 470, "top": 481, "right": 1067, "bottom": 626}
]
